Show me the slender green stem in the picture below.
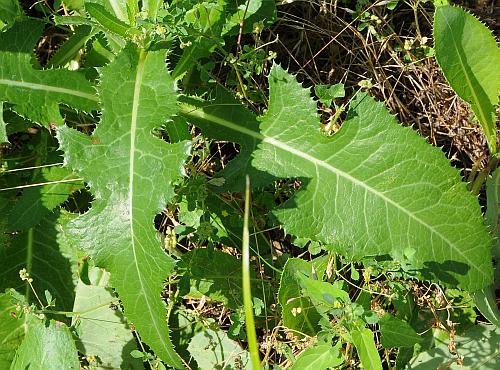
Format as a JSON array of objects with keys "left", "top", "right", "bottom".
[
  {"left": 469, "top": 156, "right": 500, "bottom": 195},
  {"left": 36, "top": 298, "right": 120, "bottom": 316},
  {"left": 242, "top": 176, "right": 261, "bottom": 370}
]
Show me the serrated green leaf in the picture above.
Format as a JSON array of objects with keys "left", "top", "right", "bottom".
[
  {"left": 0, "top": 211, "right": 77, "bottom": 312},
  {"left": 187, "top": 328, "right": 251, "bottom": 369},
  {"left": 72, "top": 267, "right": 142, "bottom": 370},
  {"left": 88, "top": 0, "right": 128, "bottom": 22},
  {"left": 485, "top": 167, "right": 500, "bottom": 285},
  {"left": 10, "top": 315, "right": 79, "bottom": 370},
  {"left": 57, "top": 44, "right": 190, "bottom": 368},
  {"left": 165, "top": 116, "right": 191, "bottom": 143},
  {"left": 181, "top": 64, "right": 493, "bottom": 292},
  {"left": 434, "top": 5, "right": 500, "bottom": 154},
  {"left": 85, "top": 2, "right": 130, "bottom": 38},
  {"left": 379, "top": 314, "right": 423, "bottom": 348},
  {"left": 0, "top": 19, "right": 98, "bottom": 126},
  {"left": 473, "top": 167, "right": 500, "bottom": 327},
  {"left": 180, "top": 248, "right": 272, "bottom": 311},
  {"left": 183, "top": 66, "right": 492, "bottom": 291},
  {"left": 278, "top": 258, "right": 323, "bottom": 336},
  {"left": 351, "top": 328, "right": 383, "bottom": 370},
  {"left": 0, "top": 289, "right": 26, "bottom": 368},
  {"left": 47, "top": 25, "right": 95, "bottom": 68},
  {"left": 408, "top": 325, "right": 499, "bottom": 369},
  {"left": 290, "top": 343, "right": 344, "bottom": 370}
]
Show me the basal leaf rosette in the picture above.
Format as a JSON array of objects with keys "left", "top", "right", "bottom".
[
  {"left": 57, "top": 44, "right": 190, "bottom": 368},
  {"left": 181, "top": 64, "right": 493, "bottom": 292}
]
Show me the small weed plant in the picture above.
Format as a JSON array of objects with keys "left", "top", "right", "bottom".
[{"left": 0, "top": 0, "right": 499, "bottom": 369}]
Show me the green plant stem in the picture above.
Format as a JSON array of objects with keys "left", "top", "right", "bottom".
[
  {"left": 36, "top": 298, "right": 120, "bottom": 316},
  {"left": 242, "top": 175, "right": 261, "bottom": 370},
  {"left": 469, "top": 156, "right": 500, "bottom": 195}
]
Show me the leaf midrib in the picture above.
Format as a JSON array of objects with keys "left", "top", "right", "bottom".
[
  {"left": 128, "top": 49, "right": 166, "bottom": 352},
  {"left": 128, "top": 50, "right": 182, "bottom": 368},
  {"left": 0, "top": 79, "right": 98, "bottom": 102},
  {"left": 438, "top": 10, "right": 495, "bottom": 152},
  {"left": 182, "top": 106, "right": 485, "bottom": 282}
]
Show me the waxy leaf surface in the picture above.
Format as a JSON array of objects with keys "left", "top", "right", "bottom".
[
  {"left": 57, "top": 44, "right": 190, "bottom": 368},
  {"left": 182, "top": 64, "right": 493, "bottom": 291}
]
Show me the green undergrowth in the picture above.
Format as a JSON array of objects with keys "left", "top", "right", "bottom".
[{"left": 0, "top": 0, "right": 499, "bottom": 369}]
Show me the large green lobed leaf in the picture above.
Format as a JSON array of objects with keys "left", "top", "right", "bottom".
[
  {"left": 181, "top": 64, "right": 493, "bottom": 291},
  {"left": 434, "top": 5, "right": 500, "bottom": 154},
  {"left": 57, "top": 44, "right": 190, "bottom": 368},
  {"left": 0, "top": 19, "right": 98, "bottom": 126}
]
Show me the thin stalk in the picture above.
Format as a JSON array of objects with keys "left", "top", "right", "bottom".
[
  {"left": 2, "top": 162, "right": 63, "bottom": 173},
  {"left": 242, "top": 175, "right": 261, "bottom": 370},
  {"left": 37, "top": 298, "right": 120, "bottom": 316},
  {"left": 470, "top": 156, "right": 500, "bottom": 195},
  {"left": 0, "top": 178, "right": 82, "bottom": 192}
]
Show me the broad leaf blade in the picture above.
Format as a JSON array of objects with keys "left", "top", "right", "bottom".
[
  {"left": 181, "top": 64, "right": 493, "bottom": 292},
  {"left": 72, "top": 267, "right": 142, "bottom": 369},
  {"left": 11, "top": 315, "right": 80, "bottom": 370},
  {"left": 0, "top": 19, "right": 98, "bottom": 125},
  {"left": 278, "top": 258, "right": 323, "bottom": 336},
  {"left": 434, "top": 5, "right": 500, "bottom": 154},
  {"left": 57, "top": 44, "right": 190, "bottom": 368},
  {"left": 290, "top": 343, "right": 344, "bottom": 370},
  {"left": 351, "top": 328, "right": 383, "bottom": 370},
  {"left": 177, "top": 92, "right": 275, "bottom": 191},
  {"left": 379, "top": 314, "right": 423, "bottom": 348}
]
